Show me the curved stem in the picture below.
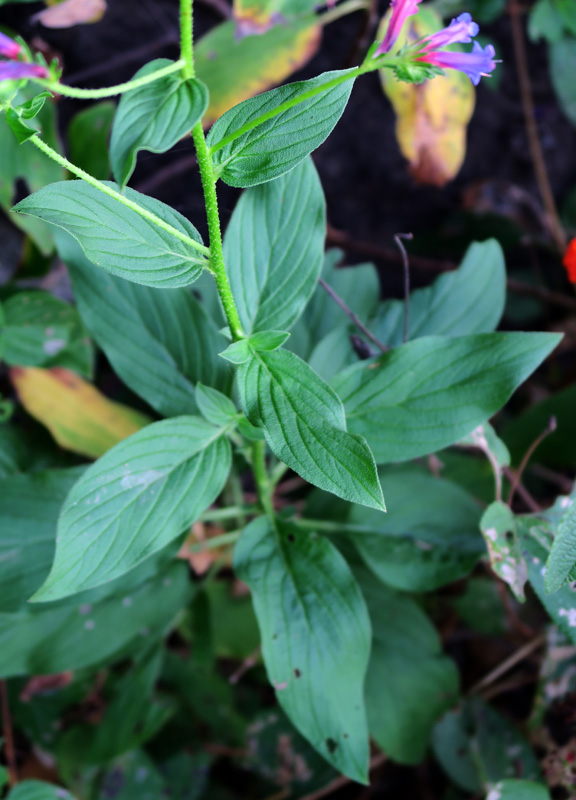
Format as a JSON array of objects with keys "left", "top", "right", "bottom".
[
  {"left": 27, "top": 134, "right": 210, "bottom": 260},
  {"left": 36, "top": 59, "right": 186, "bottom": 100},
  {"left": 192, "top": 123, "right": 245, "bottom": 339}
]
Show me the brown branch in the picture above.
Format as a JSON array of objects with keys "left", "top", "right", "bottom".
[
  {"left": 319, "top": 277, "right": 389, "bottom": 353},
  {"left": 394, "top": 233, "right": 413, "bottom": 342},
  {"left": 508, "top": 0, "right": 566, "bottom": 253},
  {"left": 468, "top": 632, "right": 546, "bottom": 695},
  {"left": 0, "top": 680, "right": 17, "bottom": 787},
  {"left": 507, "top": 417, "right": 557, "bottom": 508},
  {"left": 327, "top": 225, "right": 576, "bottom": 311}
]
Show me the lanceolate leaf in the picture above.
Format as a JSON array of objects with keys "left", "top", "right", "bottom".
[
  {"left": 13, "top": 181, "right": 206, "bottom": 288},
  {"left": 0, "top": 290, "right": 93, "bottom": 377},
  {"left": 61, "top": 233, "right": 231, "bottom": 418},
  {"left": 6, "top": 781, "right": 76, "bottom": 800},
  {"left": 234, "top": 517, "right": 371, "bottom": 782},
  {"left": 110, "top": 60, "right": 209, "bottom": 188},
  {"left": 0, "top": 561, "right": 191, "bottom": 678},
  {"left": 485, "top": 780, "right": 551, "bottom": 800},
  {"left": 360, "top": 567, "right": 459, "bottom": 764},
  {"left": 333, "top": 333, "right": 562, "bottom": 464},
  {"left": 207, "top": 70, "right": 355, "bottom": 187},
  {"left": 370, "top": 240, "right": 506, "bottom": 346},
  {"left": 350, "top": 468, "right": 484, "bottom": 592},
  {"left": 546, "top": 501, "right": 576, "bottom": 593},
  {"left": 224, "top": 158, "right": 325, "bottom": 333},
  {"left": 236, "top": 348, "right": 385, "bottom": 510},
  {"left": 32, "top": 417, "right": 232, "bottom": 601},
  {"left": 0, "top": 467, "right": 84, "bottom": 612}
]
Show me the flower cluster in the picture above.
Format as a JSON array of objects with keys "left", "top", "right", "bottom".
[
  {"left": 0, "top": 31, "right": 48, "bottom": 81},
  {"left": 376, "top": 1, "right": 497, "bottom": 86}
]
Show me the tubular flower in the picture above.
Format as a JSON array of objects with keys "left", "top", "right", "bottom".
[
  {"left": 418, "top": 40, "right": 497, "bottom": 86},
  {"left": 419, "top": 13, "right": 479, "bottom": 51},
  {"left": 376, "top": 0, "right": 423, "bottom": 55},
  {"left": 0, "top": 31, "right": 21, "bottom": 59},
  {"left": 563, "top": 238, "right": 576, "bottom": 284},
  {"left": 0, "top": 62, "right": 48, "bottom": 81}
]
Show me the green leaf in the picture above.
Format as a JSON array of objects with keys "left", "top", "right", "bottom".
[
  {"left": 196, "top": 384, "right": 238, "bottom": 426},
  {"left": 503, "top": 382, "right": 576, "bottom": 468},
  {"left": 361, "top": 567, "right": 459, "bottom": 764},
  {"left": 546, "top": 501, "right": 576, "bottom": 593},
  {"left": 551, "top": 37, "right": 576, "bottom": 127},
  {"left": 485, "top": 780, "right": 551, "bottom": 800},
  {"left": 32, "top": 416, "right": 232, "bottom": 601},
  {"left": 13, "top": 181, "right": 206, "bottom": 288},
  {"left": 333, "top": 333, "right": 562, "bottom": 464},
  {"left": 68, "top": 101, "right": 115, "bottom": 180},
  {"left": 0, "top": 467, "right": 84, "bottom": 612},
  {"left": 224, "top": 157, "right": 325, "bottom": 333},
  {"left": 0, "top": 561, "right": 191, "bottom": 678},
  {"left": 520, "top": 520, "right": 576, "bottom": 644},
  {"left": 207, "top": 70, "right": 355, "bottom": 188},
  {"left": 237, "top": 348, "right": 385, "bottom": 510},
  {"left": 234, "top": 516, "right": 371, "bottom": 782},
  {"left": 0, "top": 87, "right": 64, "bottom": 254},
  {"left": 370, "top": 240, "right": 506, "bottom": 346},
  {"left": 528, "top": 0, "right": 565, "bottom": 43},
  {"left": 481, "top": 501, "right": 527, "bottom": 602},
  {"left": 110, "top": 60, "right": 209, "bottom": 188},
  {"left": 6, "top": 781, "right": 76, "bottom": 800},
  {"left": 350, "top": 468, "right": 484, "bottom": 591},
  {"left": 57, "top": 651, "right": 172, "bottom": 767},
  {"left": 555, "top": 0, "right": 576, "bottom": 35},
  {"left": 5, "top": 107, "right": 38, "bottom": 144},
  {"left": 93, "top": 752, "right": 166, "bottom": 800},
  {"left": 0, "top": 290, "right": 93, "bottom": 377},
  {"left": 433, "top": 698, "right": 541, "bottom": 793},
  {"left": 61, "top": 232, "right": 231, "bottom": 417}
]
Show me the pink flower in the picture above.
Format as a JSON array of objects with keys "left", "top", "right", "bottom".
[
  {"left": 0, "top": 62, "right": 48, "bottom": 81},
  {"left": 0, "top": 31, "right": 21, "bottom": 60},
  {"left": 418, "top": 41, "right": 497, "bottom": 86},
  {"left": 376, "top": 0, "right": 423, "bottom": 55}
]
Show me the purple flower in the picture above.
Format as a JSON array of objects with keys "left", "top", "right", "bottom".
[
  {"left": 376, "top": 0, "right": 423, "bottom": 55},
  {"left": 0, "top": 31, "right": 21, "bottom": 59},
  {"left": 419, "top": 13, "right": 479, "bottom": 51},
  {"left": 0, "top": 62, "right": 48, "bottom": 81},
  {"left": 418, "top": 41, "right": 497, "bottom": 85}
]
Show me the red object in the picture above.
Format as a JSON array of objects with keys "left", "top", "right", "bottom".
[{"left": 563, "top": 238, "right": 576, "bottom": 284}]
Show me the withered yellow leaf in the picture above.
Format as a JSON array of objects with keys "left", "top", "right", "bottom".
[
  {"left": 379, "top": 7, "right": 475, "bottom": 186},
  {"left": 37, "top": 0, "right": 107, "bottom": 29},
  {"left": 10, "top": 367, "right": 150, "bottom": 459}
]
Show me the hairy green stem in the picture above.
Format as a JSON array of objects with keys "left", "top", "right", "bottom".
[
  {"left": 188, "top": 530, "right": 242, "bottom": 553},
  {"left": 251, "top": 441, "right": 275, "bottom": 519},
  {"left": 27, "top": 134, "right": 210, "bottom": 260},
  {"left": 192, "top": 123, "right": 244, "bottom": 340},
  {"left": 37, "top": 60, "right": 186, "bottom": 100},
  {"left": 200, "top": 506, "right": 256, "bottom": 523},
  {"left": 180, "top": 0, "right": 195, "bottom": 79}
]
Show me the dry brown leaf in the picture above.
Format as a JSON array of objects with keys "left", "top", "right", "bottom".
[{"left": 36, "top": 0, "right": 107, "bottom": 29}]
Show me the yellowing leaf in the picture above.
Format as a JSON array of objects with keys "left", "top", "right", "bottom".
[
  {"left": 233, "top": 0, "right": 318, "bottom": 36},
  {"left": 37, "top": 0, "right": 107, "bottom": 28},
  {"left": 379, "top": 7, "right": 475, "bottom": 186},
  {"left": 196, "top": 18, "right": 321, "bottom": 126},
  {"left": 10, "top": 367, "right": 150, "bottom": 459}
]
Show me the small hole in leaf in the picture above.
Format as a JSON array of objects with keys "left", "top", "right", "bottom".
[
  {"left": 326, "top": 738, "right": 338, "bottom": 754},
  {"left": 294, "top": 668, "right": 301, "bottom": 678},
  {"left": 287, "top": 534, "right": 295, "bottom": 543}
]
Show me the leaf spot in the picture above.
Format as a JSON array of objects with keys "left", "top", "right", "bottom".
[{"left": 325, "top": 738, "right": 338, "bottom": 754}]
